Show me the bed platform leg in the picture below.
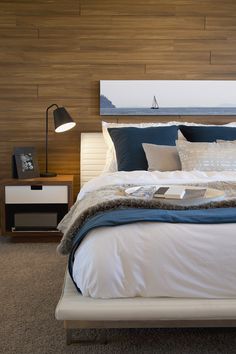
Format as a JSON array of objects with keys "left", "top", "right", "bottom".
[
  {"left": 66, "top": 329, "right": 73, "bottom": 345},
  {"left": 66, "top": 328, "right": 108, "bottom": 345}
]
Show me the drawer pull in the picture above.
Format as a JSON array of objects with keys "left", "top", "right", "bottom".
[{"left": 31, "top": 185, "right": 43, "bottom": 190}]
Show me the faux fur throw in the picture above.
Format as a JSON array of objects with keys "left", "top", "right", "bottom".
[{"left": 57, "top": 182, "right": 236, "bottom": 255}]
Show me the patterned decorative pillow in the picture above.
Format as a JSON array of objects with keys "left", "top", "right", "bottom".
[{"left": 176, "top": 140, "right": 236, "bottom": 171}]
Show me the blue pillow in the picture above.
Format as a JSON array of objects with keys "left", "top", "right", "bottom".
[
  {"left": 180, "top": 125, "right": 236, "bottom": 142},
  {"left": 108, "top": 126, "right": 178, "bottom": 171}
]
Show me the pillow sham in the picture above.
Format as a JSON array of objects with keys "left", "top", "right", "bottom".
[
  {"left": 142, "top": 143, "right": 181, "bottom": 172},
  {"left": 176, "top": 140, "right": 236, "bottom": 171},
  {"left": 179, "top": 125, "right": 236, "bottom": 142},
  {"left": 108, "top": 126, "right": 178, "bottom": 171}
]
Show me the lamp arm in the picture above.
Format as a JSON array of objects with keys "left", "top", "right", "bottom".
[{"left": 45, "top": 104, "right": 59, "bottom": 173}]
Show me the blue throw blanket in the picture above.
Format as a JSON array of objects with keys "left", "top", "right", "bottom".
[{"left": 58, "top": 182, "right": 236, "bottom": 256}]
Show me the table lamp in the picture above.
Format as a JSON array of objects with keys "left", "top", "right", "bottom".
[{"left": 40, "top": 104, "right": 76, "bottom": 177}]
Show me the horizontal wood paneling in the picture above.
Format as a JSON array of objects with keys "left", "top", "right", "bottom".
[
  {"left": 0, "top": 64, "right": 145, "bottom": 84},
  {"left": 146, "top": 65, "right": 236, "bottom": 79},
  {"left": 0, "top": 1, "right": 79, "bottom": 15},
  {"left": 211, "top": 52, "right": 236, "bottom": 65},
  {"left": 0, "top": 15, "right": 15, "bottom": 27},
  {"left": 39, "top": 29, "right": 235, "bottom": 40},
  {"left": 0, "top": 85, "right": 38, "bottom": 98},
  {"left": 0, "top": 28, "right": 38, "bottom": 38},
  {"left": 17, "top": 15, "right": 204, "bottom": 30},
  {"left": 81, "top": 0, "right": 236, "bottom": 17},
  {"left": 116, "top": 116, "right": 236, "bottom": 125},
  {"left": 206, "top": 17, "right": 236, "bottom": 30},
  {"left": 0, "top": 0, "right": 236, "bottom": 203}
]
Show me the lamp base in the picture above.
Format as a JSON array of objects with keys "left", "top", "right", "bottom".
[{"left": 40, "top": 172, "right": 57, "bottom": 177}]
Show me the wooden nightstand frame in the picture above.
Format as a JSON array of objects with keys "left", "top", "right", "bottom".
[{"left": 0, "top": 175, "right": 74, "bottom": 237}]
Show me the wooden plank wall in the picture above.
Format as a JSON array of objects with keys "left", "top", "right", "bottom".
[{"left": 1, "top": 0, "right": 236, "bottom": 197}]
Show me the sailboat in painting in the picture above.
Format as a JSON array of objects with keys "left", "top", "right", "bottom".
[{"left": 151, "top": 95, "right": 159, "bottom": 109}]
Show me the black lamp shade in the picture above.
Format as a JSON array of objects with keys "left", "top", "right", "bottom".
[{"left": 53, "top": 107, "right": 76, "bottom": 133}]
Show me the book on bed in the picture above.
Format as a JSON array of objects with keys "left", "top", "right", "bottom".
[{"left": 154, "top": 186, "right": 207, "bottom": 200}]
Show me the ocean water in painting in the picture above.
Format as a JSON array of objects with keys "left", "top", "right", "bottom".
[{"left": 100, "top": 107, "right": 236, "bottom": 116}]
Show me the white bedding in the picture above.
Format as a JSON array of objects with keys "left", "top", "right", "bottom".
[{"left": 73, "top": 171, "right": 236, "bottom": 299}]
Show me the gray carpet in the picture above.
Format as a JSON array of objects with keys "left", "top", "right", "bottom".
[{"left": 0, "top": 237, "right": 236, "bottom": 354}]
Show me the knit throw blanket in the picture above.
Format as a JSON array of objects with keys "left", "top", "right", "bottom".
[{"left": 57, "top": 182, "right": 236, "bottom": 255}]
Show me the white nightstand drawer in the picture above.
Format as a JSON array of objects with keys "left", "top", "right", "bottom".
[{"left": 5, "top": 185, "right": 68, "bottom": 204}]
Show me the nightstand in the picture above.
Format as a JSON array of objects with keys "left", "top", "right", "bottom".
[{"left": 0, "top": 175, "right": 73, "bottom": 237}]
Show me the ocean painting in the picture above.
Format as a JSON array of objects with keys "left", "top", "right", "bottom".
[{"left": 100, "top": 80, "right": 236, "bottom": 116}]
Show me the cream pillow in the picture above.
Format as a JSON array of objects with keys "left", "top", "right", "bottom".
[
  {"left": 176, "top": 140, "right": 236, "bottom": 171},
  {"left": 142, "top": 143, "right": 181, "bottom": 172}
]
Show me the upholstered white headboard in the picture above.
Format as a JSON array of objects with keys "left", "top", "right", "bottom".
[{"left": 80, "top": 132, "right": 107, "bottom": 186}]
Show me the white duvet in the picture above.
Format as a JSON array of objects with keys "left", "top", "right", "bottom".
[{"left": 73, "top": 171, "right": 236, "bottom": 299}]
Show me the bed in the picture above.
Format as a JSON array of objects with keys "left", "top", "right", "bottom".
[{"left": 56, "top": 127, "right": 236, "bottom": 344}]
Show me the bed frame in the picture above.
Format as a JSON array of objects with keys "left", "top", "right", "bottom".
[{"left": 55, "top": 132, "right": 236, "bottom": 345}]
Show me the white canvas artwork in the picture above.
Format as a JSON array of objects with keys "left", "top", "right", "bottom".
[{"left": 100, "top": 80, "right": 236, "bottom": 115}]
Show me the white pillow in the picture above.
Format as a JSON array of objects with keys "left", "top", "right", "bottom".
[
  {"left": 176, "top": 140, "right": 236, "bottom": 171},
  {"left": 102, "top": 121, "right": 236, "bottom": 172}
]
